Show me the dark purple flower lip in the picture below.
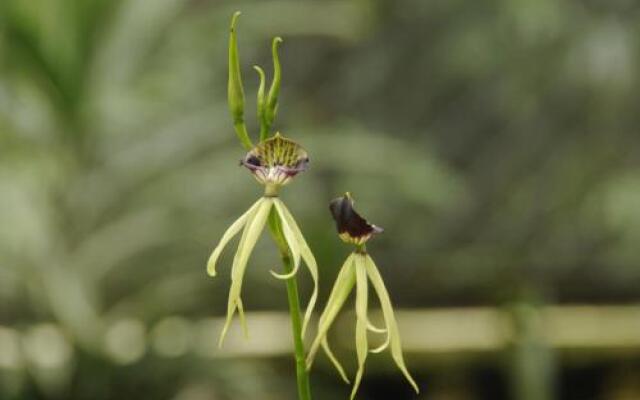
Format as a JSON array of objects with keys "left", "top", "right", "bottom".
[
  {"left": 329, "top": 193, "right": 383, "bottom": 245},
  {"left": 240, "top": 133, "right": 309, "bottom": 186}
]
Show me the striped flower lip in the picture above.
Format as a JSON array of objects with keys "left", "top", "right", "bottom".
[
  {"left": 329, "top": 193, "right": 383, "bottom": 245},
  {"left": 241, "top": 133, "right": 309, "bottom": 188}
]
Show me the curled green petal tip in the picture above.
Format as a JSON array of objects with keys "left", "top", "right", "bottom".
[
  {"left": 367, "top": 320, "right": 387, "bottom": 334},
  {"left": 265, "top": 37, "right": 283, "bottom": 133},
  {"left": 231, "top": 11, "right": 241, "bottom": 25},
  {"left": 270, "top": 262, "right": 300, "bottom": 280}
]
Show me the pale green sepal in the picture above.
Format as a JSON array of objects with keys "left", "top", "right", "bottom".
[
  {"left": 219, "top": 200, "right": 257, "bottom": 347},
  {"left": 270, "top": 200, "right": 301, "bottom": 280},
  {"left": 269, "top": 263, "right": 300, "bottom": 281},
  {"left": 237, "top": 297, "right": 249, "bottom": 338},
  {"left": 322, "top": 337, "right": 350, "bottom": 384},
  {"left": 351, "top": 254, "right": 370, "bottom": 400},
  {"left": 364, "top": 255, "right": 419, "bottom": 394},
  {"left": 367, "top": 320, "right": 386, "bottom": 333},
  {"left": 269, "top": 262, "right": 299, "bottom": 280},
  {"left": 219, "top": 205, "right": 255, "bottom": 347},
  {"left": 307, "top": 253, "right": 355, "bottom": 368},
  {"left": 207, "top": 198, "right": 263, "bottom": 276},
  {"left": 219, "top": 198, "right": 273, "bottom": 347},
  {"left": 275, "top": 200, "right": 319, "bottom": 338},
  {"left": 370, "top": 332, "right": 391, "bottom": 354}
]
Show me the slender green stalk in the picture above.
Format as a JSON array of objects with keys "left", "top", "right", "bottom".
[{"left": 268, "top": 210, "right": 313, "bottom": 400}]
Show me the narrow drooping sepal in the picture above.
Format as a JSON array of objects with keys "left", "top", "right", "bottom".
[
  {"left": 329, "top": 193, "right": 383, "bottom": 245},
  {"left": 271, "top": 200, "right": 302, "bottom": 280},
  {"left": 227, "top": 12, "right": 253, "bottom": 150},
  {"left": 236, "top": 297, "right": 248, "bottom": 338},
  {"left": 219, "top": 199, "right": 257, "bottom": 345},
  {"left": 321, "top": 337, "right": 350, "bottom": 384},
  {"left": 351, "top": 254, "right": 370, "bottom": 400},
  {"left": 307, "top": 254, "right": 356, "bottom": 373},
  {"left": 364, "top": 254, "right": 419, "bottom": 394},
  {"left": 207, "top": 198, "right": 263, "bottom": 276},
  {"left": 307, "top": 251, "right": 419, "bottom": 396},
  {"left": 219, "top": 198, "right": 273, "bottom": 347},
  {"left": 274, "top": 199, "right": 319, "bottom": 338}
]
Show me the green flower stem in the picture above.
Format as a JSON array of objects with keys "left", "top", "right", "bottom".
[{"left": 268, "top": 209, "right": 313, "bottom": 400}]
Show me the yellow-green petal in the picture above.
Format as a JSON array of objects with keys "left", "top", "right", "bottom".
[
  {"left": 219, "top": 198, "right": 272, "bottom": 347},
  {"left": 370, "top": 331, "right": 391, "bottom": 354},
  {"left": 219, "top": 204, "right": 255, "bottom": 346},
  {"left": 364, "top": 254, "right": 419, "bottom": 394},
  {"left": 321, "top": 337, "right": 350, "bottom": 384},
  {"left": 237, "top": 297, "right": 248, "bottom": 338},
  {"left": 367, "top": 320, "right": 387, "bottom": 334},
  {"left": 271, "top": 199, "right": 301, "bottom": 280},
  {"left": 275, "top": 199, "right": 319, "bottom": 338},
  {"left": 207, "top": 198, "right": 263, "bottom": 276},
  {"left": 351, "top": 254, "right": 369, "bottom": 400},
  {"left": 307, "top": 253, "right": 355, "bottom": 369}
]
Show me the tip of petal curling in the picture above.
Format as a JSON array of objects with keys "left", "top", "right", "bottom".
[
  {"left": 206, "top": 263, "right": 217, "bottom": 277},
  {"left": 404, "top": 372, "right": 420, "bottom": 394},
  {"left": 412, "top": 383, "right": 420, "bottom": 394},
  {"left": 269, "top": 268, "right": 296, "bottom": 280}
]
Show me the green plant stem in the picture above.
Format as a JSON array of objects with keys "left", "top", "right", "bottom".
[{"left": 268, "top": 209, "right": 313, "bottom": 400}]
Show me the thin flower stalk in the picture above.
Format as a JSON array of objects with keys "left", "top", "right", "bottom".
[{"left": 207, "top": 12, "right": 316, "bottom": 400}]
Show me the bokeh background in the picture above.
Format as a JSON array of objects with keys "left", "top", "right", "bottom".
[{"left": 1, "top": 0, "right": 640, "bottom": 399}]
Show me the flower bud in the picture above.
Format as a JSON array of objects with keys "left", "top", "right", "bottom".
[{"left": 227, "top": 12, "right": 253, "bottom": 150}]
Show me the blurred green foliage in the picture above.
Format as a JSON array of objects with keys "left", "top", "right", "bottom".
[{"left": 1, "top": 0, "right": 640, "bottom": 399}]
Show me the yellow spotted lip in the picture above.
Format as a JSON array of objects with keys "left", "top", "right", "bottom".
[
  {"left": 329, "top": 193, "right": 383, "bottom": 245},
  {"left": 240, "top": 133, "right": 309, "bottom": 187}
]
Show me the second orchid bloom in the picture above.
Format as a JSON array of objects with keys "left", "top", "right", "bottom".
[{"left": 307, "top": 193, "right": 419, "bottom": 399}]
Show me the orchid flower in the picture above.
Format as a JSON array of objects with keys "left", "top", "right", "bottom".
[
  {"left": 307, "top": 193, "right": 419, "bottom": 399},
  {"left": 206, "top": 13, "right": 318, "bottom": 350},
  {"left": 206, "top": 134, "right": 318, "bottom": 347}
]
